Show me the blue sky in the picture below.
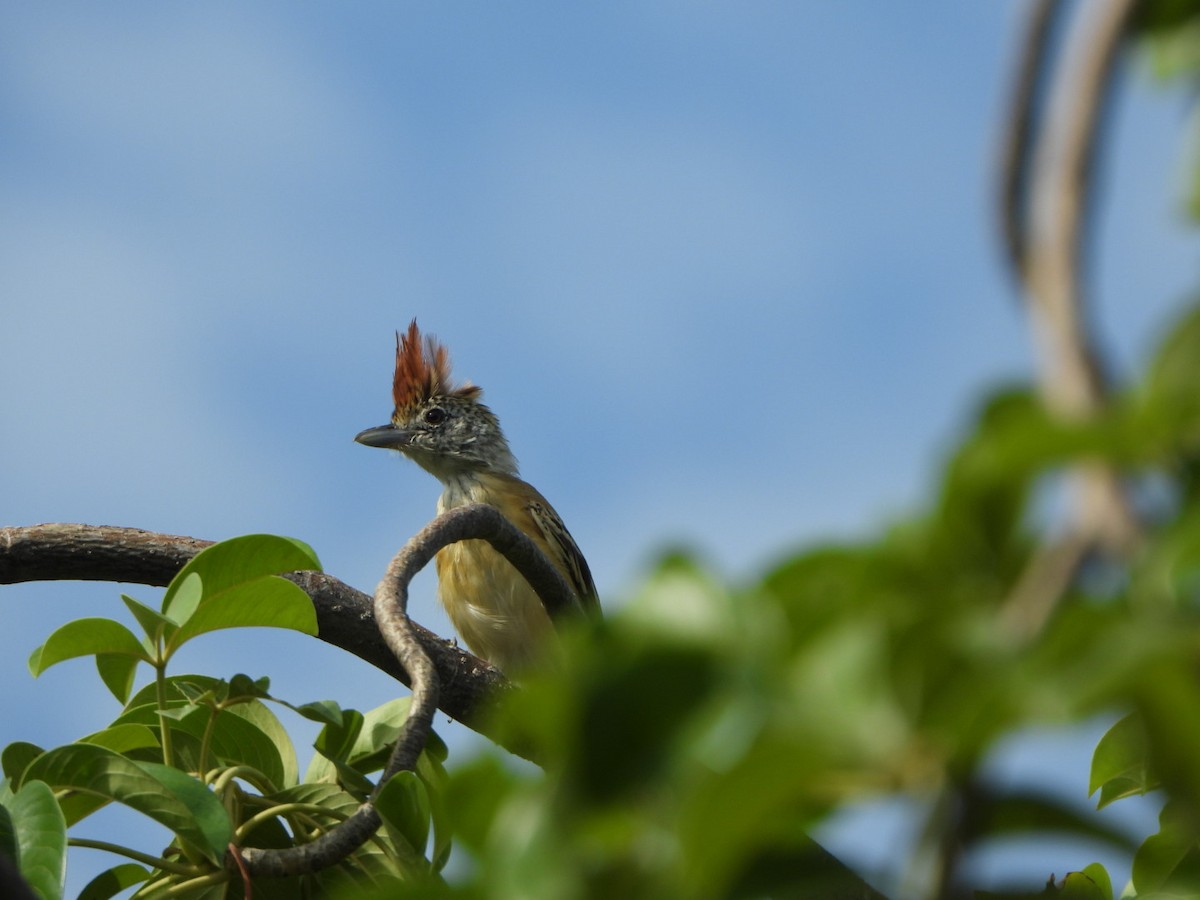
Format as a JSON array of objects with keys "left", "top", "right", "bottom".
[{"left": 2, "top": 3, "right": 1194, "bottom": 895}]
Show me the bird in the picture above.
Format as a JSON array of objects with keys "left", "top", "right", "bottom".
[{"left": 355, "top": 320, "right": 598, "bottom": 674}]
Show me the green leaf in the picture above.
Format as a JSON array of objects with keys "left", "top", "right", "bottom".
[
  {"left": 124, "top": 674, "right": 299, "bottom": 786},
  {"left": 1079, "top": 863, "right": 1113, "bottom": 900},
  {"left": 161, "top": 534, "right": 320, "bottom": 622},
  {"left": 1, "top": 743, "right": 44, "bottom": 785},
  {"left": 21, "top": 743, "right": 232, "bottom": 863},
  {"left": 327, "top": 760, "right": 375, "bottom": 799},
  {"left": 576, "top": 642, "right": 719, "bottom": 801},
  {"left": 1091, "top": 713, "right": 1157, "bottom": 807},
  {"left": 1138, "top": 3, "right": 1200, "bottom": 79},
  {"left": 0, "top": 806, "right": 13, "bottom": 883},
  {"left": 208, "top": 710, "right": 296, "bottom": 790},
  {"left": 28, "top": 618, "right": 150, "bottom": 676},
  {"left": 162, "top": 572, "right": 202, "bottom": 627},
  {"left": 226, "top": 673, "right": 271, "bottom": 702},
  {"left": 5, "top": 779, "right": 67, "bottom": 900},
  {"left": 294, "top": 700, "right": 347, "bottom": 728},
  {"left": 423, "top": 728, "right": 449, "bottom": 765},
  {"left": 136, "top": 762, "right": 233, "bottom": 863},
  {"left": 417, "top": 752, "right": 452, "bottom": 872},
  {"left": 148, "top": 535, "right": 321, "bottom": 659},
  {"left": 94, "top": 653, "right": 139, "bottom": 705},
  {"left": 120, "top": 593, "right": 178, "bottom": 642},
  {"left": 444, "top": 756, "right": 523, "bottom": 857},
  {"left": 167, "top": 577, "right": 318, "bottom": 655},
  {"left": 267, "top": 782, "right": 364, "bottom": 818},
  {"left": 310, "top": 708, "right": 366, "bottom": 773},
  {"left": 173, "top": 679, "right": 218, "bottom": 705},
  {"left": 375, "top": 770, "right": 431, "bottom": 856},
  {"left": 304, "top": 699, "right": 440, "bottom": 789},
  {"left": 0, "top": 805, "right": 14, "bottom": 865},
  {"left": 1133, "top": 800, "right": 1200, "bottom": 895},
  {"left": 77, "top": 863, "right": 151, "bottom": 900},
  {"left": 1137, "top": 299, "right": 1200, "bottom": 439},
  {"left": 79, "top": 724, "right": 159, "bottom": 755},
  {"left": 115, "top": 699, "right": 296, "bottom": 791},
  {"left": 360, "top": 699, "right": 414, "bottom": 752},
  {"left": 1138, "top": 657, "right": 1200, "bottom": 809},
  {"left": 1060, "top": 869, "right": 1110, "bottom": 900},
  {"left": 1146, "top": 304, "right": 1200, "bottom": 399},
  {"left": 157, "top": 703, "right": 204, "bottom": 722}
]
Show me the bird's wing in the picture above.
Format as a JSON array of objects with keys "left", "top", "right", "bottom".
[{"left": 526, "top": 500, "right": 600, "bottom": 616}]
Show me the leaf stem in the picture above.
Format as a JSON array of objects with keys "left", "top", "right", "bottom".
[
  {"left": 68, "top": 837, "right": 201, "bottom": 876},
  {"left": 234, "top": 802, "right": 352, "bottom": 842},
  {"left": 208, "top": 764, "right": 275, "bottom": 795},
  {"left": 196, "top": 705, "right": 217, "bottom": 777},
  {"left": 154, "top": 662, "right": 175, "bottom": 768},
  {"left": 141, "top": 868, "right": 228, "bottom": 898}
]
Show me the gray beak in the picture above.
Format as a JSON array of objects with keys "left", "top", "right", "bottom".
[{"left": 354, "top": 424, "right": 409, "bottom": 449}]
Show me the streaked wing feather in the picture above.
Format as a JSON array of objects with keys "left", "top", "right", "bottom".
[{"left": 526, "top": 501, "right": 599, "bottom": 614}]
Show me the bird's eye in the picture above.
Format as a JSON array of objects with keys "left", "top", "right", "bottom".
[{"left": 423, "top": 407, "right": 447, "bottom": 425}]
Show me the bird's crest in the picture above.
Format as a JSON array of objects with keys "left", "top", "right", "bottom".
[{"left": 392, "top": 320, "right": 480, "bottom": 414}]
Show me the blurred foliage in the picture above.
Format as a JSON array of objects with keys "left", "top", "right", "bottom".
[
  {"left": 402, "top": 299, "right": 1200, "bottom": 899},
  {"left": 1136, "top": 0, "right": 1200, "bottom": 217}
]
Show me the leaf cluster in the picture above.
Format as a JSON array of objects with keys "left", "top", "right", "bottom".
[{"left": 1, "top": 535, "right": 448, "bottom": 899}]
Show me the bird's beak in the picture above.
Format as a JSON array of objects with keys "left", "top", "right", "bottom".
[{"left": 354, "top": 424, "right": 410, "bottom": 449}]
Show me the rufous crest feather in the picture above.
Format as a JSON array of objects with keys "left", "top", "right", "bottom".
[{"left": 392, "top": 320, "right": 480, "bottom": 414}]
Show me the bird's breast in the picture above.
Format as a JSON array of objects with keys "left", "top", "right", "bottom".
[{"left": 435, "top": 537, "right": 556, "bottom": 674}]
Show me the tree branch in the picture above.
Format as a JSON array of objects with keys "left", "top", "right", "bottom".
[
  {"left": 1, "top": 508, "right": 584, "bottom": 876},
  {"left": 1021, "top": 0, "right": 1141, "bottom": 547},
  {"left": 996, "top": 0, "right": 1142, "bottom": 641},
  {"left": 0, "top": 511, "right": 578, "bottom": 759},
  {"left": 1023, "top": 0, "right": 1135, "bottom": 417},
  {"left": 998, "top": 0, "right": 1066, "bottom": 283}
]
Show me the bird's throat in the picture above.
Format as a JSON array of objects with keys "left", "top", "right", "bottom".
[{"left": 436, "top": 471, "right": 491, "bottom": 512}]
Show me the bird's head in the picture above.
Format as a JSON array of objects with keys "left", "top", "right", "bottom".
[{"left": 355, "top": 320, "right": 518, "bottom": 479}]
